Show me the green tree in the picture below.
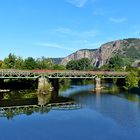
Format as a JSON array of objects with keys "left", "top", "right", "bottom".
[
  {"left": 125, "top": 70, "right": 139, "bottom": 89},
  {"left": 66, "top": 60, "right": 79, "bottom": 70},
  {"left": 24, "top": 57, "right": 37, "bottom": 70},
  {"left": 53, "top": 64, "right": 66, "bottom": 70},
  {"left": 3, "top": 53, "right": 17, "bottom": 68},
  {"left": 15, "top": 57, "right": 24, "bottom": 69},
  {"left": 77, "top": 58, "right": 93, "bottom": 70},
  {"left": 100, "top": 64, "right": 110, "bottom": 71},
  {"left": 36, "top": 57, "right": 54, "bottom": 69},
  {"left": 66, "top": 58, "right": 93, "bottom": 70},
  {"left": 0, "top": 60, "right": 3, "bottom": 68},
  {"left": 109, "top": 55, "right": 124, "bottom": 69}
]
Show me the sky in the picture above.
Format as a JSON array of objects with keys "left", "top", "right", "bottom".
[{"left": 0, "top": 0, "right": 140, "bottom": 59}]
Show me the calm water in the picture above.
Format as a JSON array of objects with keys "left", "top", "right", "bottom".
[{"left": 1, "top": 85, "right": 140, "bottom": 140}]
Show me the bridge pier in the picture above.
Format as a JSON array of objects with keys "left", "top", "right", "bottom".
[
  {"left": 38, "top": 77, "right": 59, "bottom": 101},
  {"left": 95, "top": 77, "right": 101, "bottom": 91},
  {"left": 38, "top": 77, "right": 52, "bottom": 94}
]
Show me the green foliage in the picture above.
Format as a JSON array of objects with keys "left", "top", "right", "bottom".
[
  {"left": 109, "top": 55, "right": 125, "bottom": 68},
  {"left": 125, "top": 70, "right": 139, "bottom": 89},
  {"left": 77, "top": 58, "right": 93, "bottom": 70},
  {"left": 53, "top": 64, "right": 66, "bottom": 70},
  {"left": 122, "top": 38, "right": 140, "bottom": 59},
  {"left": 36, "top": 57, "right": 53, "bottom": 69},
  {"left": 66, "top": 60, "right": 79, "bottom": 70},
  {"left": 15, "top": 57, "right": 24, "bottom": 69},
  {"left": 106, "top": 55, "right": 133, "bottom": 71},
  {"left": 0, "top": 60, "right": 3, "bottom": 68},
  {"left": 2, "top": 53, "right": 17, "bottom": 68},
  {"left": 66, "top": 58, "right": 93, "bottom": 70},
  {"left": 100, "top": 64, "right": 110, "bottom": 71},
  {"left": 1, "top": 53, "right": 65, "bottom": 70},
  {"left": 23, "top": 57, "right": 37, "bottom": 70}
]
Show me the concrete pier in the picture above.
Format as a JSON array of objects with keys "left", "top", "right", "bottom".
[
  {"left": 38, "top": 77, "right": 59, "bottom": 100},
  {"left": 95, "top": 78, "right": 101, "bottom": 90},
  {"left": 38, "top": 77, "right": 52, "bottom": 94}
]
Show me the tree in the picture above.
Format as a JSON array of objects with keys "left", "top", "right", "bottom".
[
  {"left": 100, "top": 64, "right": 110, "bottom": 71},
  {"left": 36, "top": 57, "right": 54, "bottom": 69},
  {"left": 53, "top": 64, "right": 66, "bottom": 70},
  {"left": 23, "top": 57, "right": 37, "bottom": 70},
  {"left": 109, "top": 55, "right": 124, "bottom": 69},
  {"left": 15, "top": 57, "right": 24, "bottom": 69},
  {"left": 77, "top": 58, "right": 93, "bottom": 70},
  {"left": 66, "top": 60, "right": 79, "bottom": 70},
  {"left": 3, "top": 53, "right": 17, "bottom": 68},
  {"left": 0, "top": 60, "right": 3, "bottom": 68},
  {"left": 125, "top": 70, "right": 139, "bottom": 89},
  {"left": 66, "top": 58, "right": 93, "bottom": 70}
]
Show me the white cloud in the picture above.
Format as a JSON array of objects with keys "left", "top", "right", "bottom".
[
  {"left": 109, "top": 17, "right": 127, "bottom": 23},
  {"left": 93, "top": 9, "right": 109, "bottom": 16},
  {"left": 53, "top": 27, "right": 99, "bottom": 38},
  {"left": 66, "top": 0, "right": 88, "bottom": 7},
  {"left": 37, "top": 42, "right": 76, "bottom": 51},
  {"left": 54, "top": 27, "right": 73, "bottom": 34}
]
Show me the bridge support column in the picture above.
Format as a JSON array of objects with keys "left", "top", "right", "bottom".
[
  {"left": 38, "top": 77, "right": 53, "bottom": 105},
  {"left": 38, "top": 77, "right": 52, "bottom": 94},
  {"left": 95, "top": 78, "right": 101, "bottom": 91}
]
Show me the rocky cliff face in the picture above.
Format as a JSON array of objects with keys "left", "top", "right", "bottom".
[
  {"left": 61, "top": 38, "right": 140, "bottom": 67},
  {"left": 60, "top": 49, "right": 97, "bottom": 65}
]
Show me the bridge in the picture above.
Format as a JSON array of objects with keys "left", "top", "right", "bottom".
[
  {"left": 0, "top": 69, "right": 128, "bottom": 79},
  {"left": 0, "top": 69, "right": 129, "bottom": 91}
]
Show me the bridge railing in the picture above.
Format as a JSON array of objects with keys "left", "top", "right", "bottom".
[{"left": 0, "top": 69, "right": 129, "bottom": 78}]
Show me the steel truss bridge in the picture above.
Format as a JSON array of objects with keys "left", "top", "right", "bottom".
[{"left": 0, "top": 70, "right": 128, "bottom": 79}]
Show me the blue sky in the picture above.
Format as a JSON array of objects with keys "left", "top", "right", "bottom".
[{"left": 0, "top": 0, "right": 140, "bottom": 59}]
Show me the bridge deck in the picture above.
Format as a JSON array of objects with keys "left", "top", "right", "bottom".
[{"left": 0, "top": 69, "right": 128, "bottom": 79}]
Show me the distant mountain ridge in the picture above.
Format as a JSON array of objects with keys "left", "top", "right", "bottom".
[
  {"left": 52, "top": 58, "right": 63, "bottom": 64},
  {"left": 60, "top": 38, "right": 140, "bottom": 67}
]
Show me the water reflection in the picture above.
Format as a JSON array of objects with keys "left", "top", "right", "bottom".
[
  {"left": 1, "top": 83, "right": 140, "bottom": 140},
  {"left": 0, "top": 89, "right": 81, "bottom": 120},
  {"left": 37, "top": 92, "right": 51, "bottom": 106},
  {"left": 61, "top": 85, "right": 140, "bottom": 129}
]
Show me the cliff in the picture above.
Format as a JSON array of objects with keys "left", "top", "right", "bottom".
[{"left": 60, "top": 38, "right": 140, "bottom": 67}]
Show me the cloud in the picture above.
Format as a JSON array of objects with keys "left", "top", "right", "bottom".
[
  {"left": 37, "top": 42, "right": 76, "bottom": 51},
  {"left": 109, "top": 17, "right": 127, "bottom": 23},
  {"left": 93, "top": 9, "right": 109, "bottom": 16},
  {"left": 53, "top": 27, "right": 99, "bottom": 38},
  {"left": 55, "top": 27, "right": 73, "bottom": 34},
  {"left": 66, "top": 0, "right": 88, "bottom": 7}
]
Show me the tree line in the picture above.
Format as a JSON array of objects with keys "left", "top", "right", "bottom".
[
  {"left": 0, "top": 53, "right": 140, "bottom": 89},
  {"left": 0, "top": 53, "right": 65, "bottom": 70}
]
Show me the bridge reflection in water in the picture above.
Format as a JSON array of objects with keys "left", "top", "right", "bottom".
[{"left": 0, "top": 92, "right": 82, "bottom": 119}]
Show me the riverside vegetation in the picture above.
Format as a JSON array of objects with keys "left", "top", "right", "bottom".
[{"left": 0, "top": 53, "right": 139, "bottom": 90}]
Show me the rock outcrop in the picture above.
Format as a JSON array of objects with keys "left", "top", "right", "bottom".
[
  {"left": 60, "top": 38, "right": 140, "bottom": 67},
  {"left": 61, "top": 49, "right": 97, "bottom": 65}
]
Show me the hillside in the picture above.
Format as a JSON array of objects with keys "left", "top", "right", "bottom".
[{"left": 60, "top": 38, "right": 140, "bottom": 67}]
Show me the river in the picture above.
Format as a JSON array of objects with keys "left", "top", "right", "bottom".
[{"left": 0, "top": 83, "right": 140, "bottom": 140}]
